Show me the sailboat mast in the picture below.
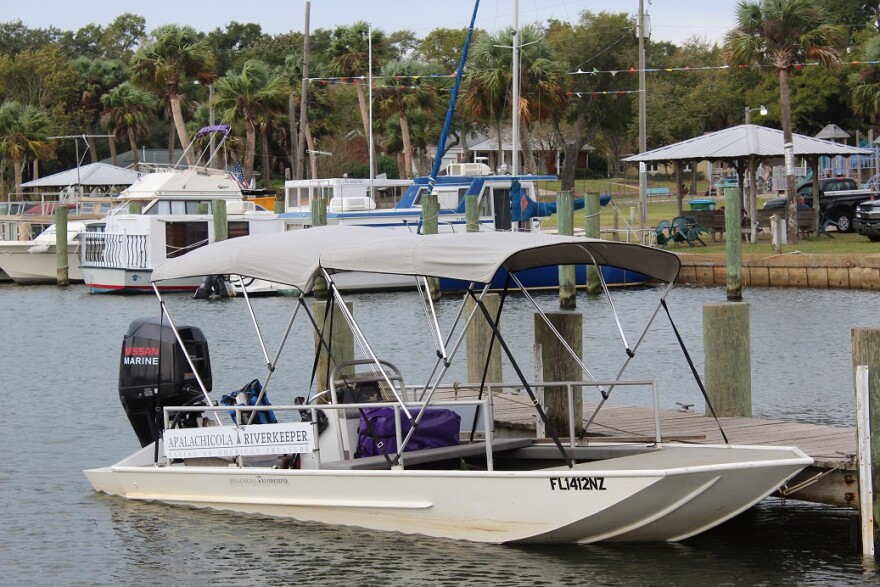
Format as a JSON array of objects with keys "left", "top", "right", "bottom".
[
  {"left": 368, "top": 22, "right": 375, "bottom": 198},
  {"left": 511, "top": 0, "right": 519, "bottom": 177}
]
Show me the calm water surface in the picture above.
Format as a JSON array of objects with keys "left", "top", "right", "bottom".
[{"left": 1, "top": 283, "right": 878, "bottom": 585}]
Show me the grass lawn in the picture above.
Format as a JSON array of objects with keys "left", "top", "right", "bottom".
[{"left": 532, "top": 178, "right": 880, "bottom": 256}]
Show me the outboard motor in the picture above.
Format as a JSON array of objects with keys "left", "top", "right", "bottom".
[{"left": 119, "top": 316, "right": 212, "bottom": 447}]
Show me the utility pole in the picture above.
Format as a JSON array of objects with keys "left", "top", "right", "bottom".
[{"left": 296, "top": 1, "right": 311, "bottom": 180}]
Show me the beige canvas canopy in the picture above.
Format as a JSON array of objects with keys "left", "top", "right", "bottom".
[{"left": 151, "top": 225, "right": 681, "bottom": 292}]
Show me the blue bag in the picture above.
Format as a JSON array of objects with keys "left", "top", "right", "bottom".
[{"left": 220, "top": 379, "right": 278, "bottom": 425}]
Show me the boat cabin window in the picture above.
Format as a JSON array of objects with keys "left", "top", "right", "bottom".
[
  {"left": 492, "top": 187, "right": 512, "bottom": 231},
  {"left": 228, "top": 221, "right": 249, "bottom": 239},
  {"left": 165, "top": 222, "right": 209, "bottom": 258},
  {"left": 411, "top": 186, "right": 468, "bottom": 210},
  {"left": 145, "top": 200, "right": 214, "bottom": 215}
]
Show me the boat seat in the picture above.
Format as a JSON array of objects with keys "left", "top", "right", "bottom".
[{"left": 320, "top": 437, "right": 533, "bottom": 470}]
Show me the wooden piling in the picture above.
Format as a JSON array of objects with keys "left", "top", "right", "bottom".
[
  {"left": 724, "top": 186, "right": 742, "bottom": 300},
  {"left": 313, "top": 300, "right": 354, "bottom": 394},
  {"left": 703, "top": 303, "right": 751, "bottom": 417},
  {"left": 422, "top": 193, "right": 440, "bottom": 300},
  {"left": 465, "top": 194, "right": 479, "bottom": 232},
  {"left": 213, "top": 199, "right": 228, "bottom": 242},
  {"left": 584, "top": 192, "right": 601, "bottom": 295},
  {"left": 311, "top": 197, "right": 328, "bottom": 297},
  {"left": 556, "top": 191, "right": 575, "bottom": 309},
  {"left": 465, "top": 294, "right": 502, "bottom": 385},
  {"left": 55, "top": 205, "right": 68, "bottom": 287},
  {"left": 535, "top": 311, "right": 583, "bottom": 438},
  {"left": 852, "top": 328, "right": 880, "bottom": 535},
  {"left": 274, "top": 192, "right": 284, "bottom": 214}
]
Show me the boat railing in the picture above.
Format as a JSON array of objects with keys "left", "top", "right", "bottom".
[
  {"left": 404, "top": 379, "right": 662, "bottom": 446},
  {"left": 80, "top": 232, "right": 149, "bottom": 269},
  {"left": 162, "top": 397, "right": 495, "bottom": 468},
  {"left": 160, "top": 378, "right": 660, "bottom": 469}
]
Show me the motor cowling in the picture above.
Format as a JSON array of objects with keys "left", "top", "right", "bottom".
[{"left": 119, "top": 316, "right": 212, "bottom": 447}]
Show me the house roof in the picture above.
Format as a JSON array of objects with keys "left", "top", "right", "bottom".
[
  {"left": 623, "top": 125, "right": 870, "bottom": 163},
  {"left": 22, "top": 162, "right": 139, "bottom": 188}
]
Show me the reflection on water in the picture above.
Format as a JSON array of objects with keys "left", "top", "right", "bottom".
[{"left": 0, "top": 283, "right": 877, "bottom": 584}]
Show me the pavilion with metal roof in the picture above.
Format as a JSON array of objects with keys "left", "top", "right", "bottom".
[
  {"left": 22, "top": 162, "right": 139, "bottom": 190},
  {"left": 623, "top": 124, "right": 871, "bottom": 241}
]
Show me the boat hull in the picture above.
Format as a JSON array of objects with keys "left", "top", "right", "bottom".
[
  {"left": 81, "top": 266, "right": 200, "bottom": 294},
  {"left": 440, "top": 264, "right": 648, "bottom": 292},
  {"left": 85, "top": 444, "right": 810, "bottom": 544},
  {"left": 0, "top": 250, "right": 83, "bottom": 284}
]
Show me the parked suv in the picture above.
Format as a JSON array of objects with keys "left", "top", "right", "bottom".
[{"left": 855, "top": 199, "right": 880, "bottom": 242}]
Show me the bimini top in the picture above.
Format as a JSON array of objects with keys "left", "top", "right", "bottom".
[{"left": 151, "top": 225, "right": 681, "bottom": 292}]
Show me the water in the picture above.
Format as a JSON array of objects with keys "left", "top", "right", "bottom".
[{"left": 1, "top": 283, "right": 878, "bottom": 585}]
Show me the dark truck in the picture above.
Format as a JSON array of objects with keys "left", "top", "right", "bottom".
[
  {"left": 762, "top": 177, "right": 876, "bottom": 232},
  {"left": 854, "top": 199, "right": 880, "bottom": 241}
]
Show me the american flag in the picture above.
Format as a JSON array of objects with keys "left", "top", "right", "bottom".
[{"left": 231, "top": 163, "right": 248, "bottom": 188}]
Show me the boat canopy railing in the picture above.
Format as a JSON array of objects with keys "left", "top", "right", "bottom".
[
  {"left": 161, "top": 378, "right": 660, "bottom": 470},
  {"left": 163, "top": 397, "right": 495, "bottom": 469}
]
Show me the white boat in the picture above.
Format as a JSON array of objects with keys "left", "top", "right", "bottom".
[
  {"left": 84, "top": 226, "right": 811, "bottom": 544},
  {"left": 79, "top": 126, "right": 282, "bottom": 294},
  {"left": 0, "top": 221, "right": 92, "bottom": 284}
]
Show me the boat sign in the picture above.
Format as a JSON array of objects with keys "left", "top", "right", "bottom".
[{"left": 163, "top": 423, "right": 314, "bottom": 459}]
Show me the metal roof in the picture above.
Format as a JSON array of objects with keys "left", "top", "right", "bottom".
[
  {"left": 815, "top": 124, "right": 850, "bottom": 140},
  {"left": 22, "top": 162, "right": 139, "bottom": 188},
  {"left": 623, "top": 125, "right": 871, "bottom": 163}
]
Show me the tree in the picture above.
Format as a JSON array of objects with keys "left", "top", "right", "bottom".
[
  {"left": 463, "top": 24, "right": 568, "bottom": 175},
  {"left": 101, "top": 82, "right": 157, "bottom": 171},
  {"left": 376, "top": 60, "right": 439, "bottom": 178},
  {"left": 544, "top": 13, "right": 637, "bottom": 189},
  {"left": 0, "top": 101, "right": 52, "bottom": 195},
  {"left": 75, "top": 58, "right": 129, "bottom": 161},
  {"left": 328, "top": 21, "right": 389, "bottom": 176},
  {"left": 213, "top": 60, "right": 289, "bottom": 183},
  {"left": 130, "top": 24, "right": 216, "bottom": 165},
  {"left": 724, "top": 0, "right": 847, "bottom": 243}
]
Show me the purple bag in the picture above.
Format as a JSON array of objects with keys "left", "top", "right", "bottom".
[{"left": 356, "top": 407, "right": 461, "bottom": 458}]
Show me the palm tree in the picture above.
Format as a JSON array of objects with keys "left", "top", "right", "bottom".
[
  {"left": 724, "top": 0, "right": 846, "bottom": 242},
  {"left": 213, "top": 60, "right": 289, "bottom": 183},
  {"left": 0, "top": 101, "right": 52, "bottom": 195},
  {"left": 100, "top": 83, "right": 157, "bottom": 172},
  {"left": 129, "top": 24, "right": 216, "bottom": 165},
  {"left": 328, "top": 22, "right": 388, "bottom": 176},
  {"left": 462, "top": 25, "right": 567, "bottom": 174},
  {"left": 376, "top": 60, "right": 439, "bottom": 178},
  {"left": 75, "top": 58, "right": 129, "bottom": 162}
]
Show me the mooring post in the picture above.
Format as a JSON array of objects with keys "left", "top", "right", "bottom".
[
  {"left": 703, "top": 303, "right": 751, "bottom": 417},
  {"left": 313, "top": 300, "right": 354, "bottom": 394},
  {"left": 465, "top": 294, "right": 502, "bottom": 385},
  {"left": 584, "top": 192, "right": 601, "bottom": 295},
  {"left": 274, "top": 191, "right": 284, "bottom": 214},
  {"left": 725, "top": 186, "right": 743, "bottom": 300},
  {"left": 557, "top": 190, "right": 575, "bottom": 309},
  {"left": 422, "top": 193, "right": 440, "bottom": 301},
  {"left": 213, "top": 199, "right": 228, "bottom": 242},
  {"left": 855, "top": 364, "right": 876, "bottom": 558},
  {"left": 465, "top": 194, "right": 479, "bottom": 232},
  {"left": 853, "top": 327, "right": 880, "bottom": 550},
  {"left": 534, "top": 311, "right": 583, "bottom": 439},
  {"left": 311, "top": 197, "right": 328, "bottom": 298},
  {"left": 55, "top": 205, "right": 69, "bottom": 287}
]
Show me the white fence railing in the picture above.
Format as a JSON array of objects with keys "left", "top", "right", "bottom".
[{"left": 81, "top": 232, "right": 149, "bottom": 269}]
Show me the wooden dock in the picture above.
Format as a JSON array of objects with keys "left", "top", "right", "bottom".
[{"left": 440, "top": 388, "right": 859, "bottom": 509}]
